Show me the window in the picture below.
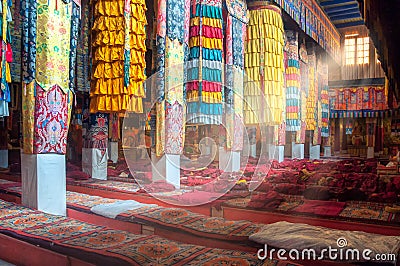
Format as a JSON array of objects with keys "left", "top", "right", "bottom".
[
  {"left": 344, "top": 35, "right": 370, "bottom": 65},
  {"left": 344, "top": 38, "right": 355, "bottom": 65},
  {"left": 357, "top": 37, "right": 369, "bottom": 64}
]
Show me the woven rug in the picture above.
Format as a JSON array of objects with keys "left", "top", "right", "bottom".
[
  {"left": 277, "top": 195, "right": 304, "bottom": 212},
  {"left": 339, "top": 201, "right": 392, "bottom": 222},
  {"left": 128, "top": 206, "right": 263, "bottom": 241},
  {"left": 0, "top": 199, "right": 286, "bottom": 266},
  {"left": 67, "top": 191, "right": 263, "bottom": 242},
  {"left": 223, "top": 195, "right": 304, "bottom": 212},
  {"left": 73, "top": 180, "right": 141, "bottom": 193}
]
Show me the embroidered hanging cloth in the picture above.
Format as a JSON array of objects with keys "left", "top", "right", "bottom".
[
  {"left": 90, "top": 0, "right": 147, "bottom": 113},
  {"left": 224, "top": 0, "right": 247, "bottom": 151},
  {"left": 186, "top": 0, "right": 224, "bottom": 125},
  {"left": 306, "top": 48, "right": 317, "bottom": 130},
  {"left": 0, "top": 0, "right": 12, "bottom": 117},
  {"left": 244, "top": 2, "right": 285, "bottom": 126},
  {"left": 284, "top": 30, "right": 301, "bottom": 132},
  {"left": 153, "top": 0, "right": 189, "bottom": 156},
  {"left": 317, "top": 57, "right": 329, "bottom": 137}
]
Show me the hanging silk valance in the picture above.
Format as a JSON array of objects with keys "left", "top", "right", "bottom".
[{"left": 331, "top": 86, "right": 388, "bottom": 112}]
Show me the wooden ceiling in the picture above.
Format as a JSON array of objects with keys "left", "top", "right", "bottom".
[{"left": 318, "top": 0, "right": 364, "bottom": 28}]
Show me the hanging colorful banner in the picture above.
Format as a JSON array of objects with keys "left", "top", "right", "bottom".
[{"left": 330, "top": 86, "right": 388, "bottom": 119}]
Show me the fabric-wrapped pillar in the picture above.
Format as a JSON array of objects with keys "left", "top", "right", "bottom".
[
  {"left": 152, "top": 0, "right": 189, "bottom": 188},
  {"left": 0, "top": 0, "right": 12, "bottom": 118},
  {"left": 89, "top": 0, "right": 147, "bottom": 179},
  {"left": 292, "top": 43, "right": 308, "bottom": 159},
  {"left": 244, "top": 3, "right": 285, "bottom": 162},
  {"left": 318, "top": 55, "right": 330, "bottom": 156},
  {"left": 108, "top": 113, "right": 119, "bottom": 163},
  {"left": 0, "top": 0, "right": 13, "bottom": 167},
  {"left": 219, "top": 1, "right": 247, "bottom": 172},
  {"left": 284, "top": 31, "right": 299, "bottom": 160},
  {"left": 186, "top": 0, "right": 224, "bottom": 125},
  {"left": 306, "top": 48, "right": 320, "bottom": 159},
  {"left": 21, "top": 0, "right": 76, "bottom": 216},
  {"left": 366, "top": 117, "right": 377, "bottom": 158},
  {"left": 284, "top": 30, "right": 301, "bottom": 132},
  {"left": 82, "top": 113, "right": 109, "bottom": 180}
]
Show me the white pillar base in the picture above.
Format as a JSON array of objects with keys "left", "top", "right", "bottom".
[
  {"left": 219, "top": 148, "right": 240, "bottom": 172},
  {"left": 367, "top": 147, "right": 375, "bottom": 159},
  {"left": 151, "top": 153, "right": 180, "bottom": 189},
  {"left": 292, "top": 143, "right": 304, "bottom": 159},
  {"left": 310, "top": 145, "right": 321, "bottom": 160},
  {"left": 0, "top": 150, "right": 8, "bottom": 168},
  {"left": 82, "top": 148, "right": 108, "bottom": 180},
  {"left": 324, "top": 146, "right": 332, "bottom": 157},
  {"left": 108, "top": 141, "right": 118, "bottom": 163},
  {"left": 269, "top": 145, "right": 284, "bottom": 162},
  {"left": 21, "top": 153, "right": 66, "bottom": 216}
]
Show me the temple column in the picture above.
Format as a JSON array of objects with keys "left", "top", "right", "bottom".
[
  {"left": 21, "top": 83, "right": 73, "bottom": 216},
  {"left": 285, "top": 30, "right": 301, "bottom": 162},
  {"left": 89, "top": 0, "right": 147, "bottom": 180},
  {"left": 219, "top": 9, "right": 246, "bottom": 172},
  {"left": 306, "top": 47, "right": 318, "bottom": 160},
  {"left": 366, "top": 118, "right": 377, "bottom": 158},
  {"left": 293, "top": 43, "right": 308, "bottom": 160},
  {"left": 150, "top": 0, "right": 189, "bottom": 189},
  {"left": 20, "top": 1, "right": 77, "bottom": 216},
  {"left": 108, "top": 113, "right": 119, "bottom": 164},
  {"left": 152, "top": 100, "right": 185, "bottom": 189},
  {"left": 82, "top": 113, "right": 109, "bottom": 180},
  {"left": 244, "top": 3, "right": 285, "bottom": 163}
]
